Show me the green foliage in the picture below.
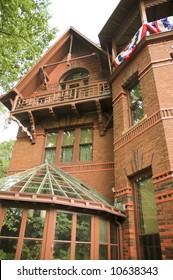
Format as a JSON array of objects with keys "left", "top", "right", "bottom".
[
  {"left": 0, "top": 140, "right": 15, "bottom": 178},
  {"left": 0, "top": 0, "right": 58, "bottom": 91}
]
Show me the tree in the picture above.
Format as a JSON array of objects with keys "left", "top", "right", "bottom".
[
  {"left": 0, "top": 140, "right": 15, "bottom": 178},
  {"left": 0, "top": 0, "right": 58, "bottom": 91}
]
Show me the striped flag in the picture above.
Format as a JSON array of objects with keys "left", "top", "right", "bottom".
[{"left": 114, "top": 16, "right": 173, "bottom": 68}]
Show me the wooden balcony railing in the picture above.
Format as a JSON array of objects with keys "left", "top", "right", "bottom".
[{"left": 14, "top": 82, "right": 111, "bottom": 111}]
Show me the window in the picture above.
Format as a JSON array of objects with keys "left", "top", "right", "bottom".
[
  {"left": 129, "top": 82, "right": 144, "bottom": 125},
  {"left": 79, "top": 128, "right": 93, "bottom": 161},
  {"left": 44, "top": 127, "right": 93, "bottom": 164},
  {"left": 134, "top": 173, "right": 162, "bottom": 260},
  {"left": 45, "top": 132, "right": 58, "bottom": 164},
  {"left": 61, "top": 130, "right": 75, "bottom": 162}
]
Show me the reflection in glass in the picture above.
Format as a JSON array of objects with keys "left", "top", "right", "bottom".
[
  {"left": 135, "top": 176, "right": 159, "bottom": 234},
  {"left": 21, "top": 240, "right": 42, "bottom": 260},
  {"left": 0, "top": 238, "right": 17, "bottom": 260},
  {"left": 46, "top": 132, "right": 58, "bottom": 147},
  {"left": 76, "top": 214, "right": 91, "bottom": 242},
  {"left": 1, "top": 208, "right": 23, "bottom": 237},
  {"left": 54, "top": 213, "right": 72, "bottom": 241},
  {"left": 25, "top": 209, "right": 45, "bottom": 238},
  {"left": 129, "top": 83, "right": 144, "bottom": 124},
  {"left": 53, "top": 242, "right": 71, "bottom": 260},
  {"left": 75, "top": 243, "right": 90, "bottom": 260}
]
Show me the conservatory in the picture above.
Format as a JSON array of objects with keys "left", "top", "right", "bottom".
[{"left": 0, "top": 163, "right": 125, "bottom": 260}]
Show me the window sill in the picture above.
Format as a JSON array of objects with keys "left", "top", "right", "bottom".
[{"left": 122, "top": 114, "right": 147, "bottom": 135}]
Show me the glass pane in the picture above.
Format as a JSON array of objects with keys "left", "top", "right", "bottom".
[
  {"left": 75, "top": 243, "right": 90, "bottom": 260},
  {"left": 53, "top": 242, "right": 71, "bottom": 260},
  {"left": 139, "top": 234, "right": 162, "bottom": 260},
  {"left": 63, "top": 130, "right": 75, "bottom": 145},
  {"left": 79, "top": 144, "right": 92, "bottom": 161},
  {"left": 25, "top": 210, "right": 46, "bottom": 238},
  {"left": 99, "top": 218, "right": 108, "bottom": 243},
  {"left": 0, "top": 238, "right": 18, "bottom": 260},
  {"left": 46, "top": 132, "right": 58, "bottom": 147},
  {"left": 61, "top": 146, "right": 73, "bottom": 162},
  {"left": 130, "top": 83, "right": 144, "bottom": 124},
  {"left": 76, "top": 214, "right": 91, "bottom": 242},
  {"left": 110, "top": 222, "right": 117, "bottom": 244},
  {"left": 21, "top": 240, "right": 42, "bottom": 260},
  {"left": 1, "top": 208, "right": 23, "bottom": 237},
  {"left": 99, "top": 245, "right": 108, "bottom": 260},
  {"left": 136, "top": 176, "right": 159, "bottom": 234},
  {"left": 65, "top": 71, "right": 88, "bottom": 81},
  {"left": 80, "top": 128, "right": 93, "bottom": 143},
  {"left": 111, "top": 245, "right": 118, "bottom": 260},
  {"left": 45, "top": 148, "right": 56, "bottom": 164},
  {"left": 54, "top": 213, "right": 72, "bottom": 241}
]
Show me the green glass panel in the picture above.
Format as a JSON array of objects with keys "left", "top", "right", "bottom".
[
  {"left": 0, "top": 238, "right": 18, "bottom": 260},
  {"left": 46, "top": 132, "right": 58, "bottom": 147},
  {"left": 130, "top": 83, "right": 144, "bottom": 124},
  {"left": 136, "top": 176, "right": 159, "bottom": 234},
  {"left": 110, "top": 222, "right": 117, "bottom": 244},
  {"left": 76, "top": 214, "right": 91, "bottom": 242},
  {"left": 25, "top": 210, "right": 46, "bottom": 238},
  {"left": 80, "top": 128, "right": 93, "bottom": 143},
  {"left": 54, "top": 213, "right": 72, "bottom": 241},
  {"left": 21, "top": 240, "right": 42, "bottom": 260},
  {"left": 79, "top": 144, "right": 92, "bottom": 161},
  {"left": 53, "top": 242, "right": 71, "bottom": 260},
  {"left": 1, "top": 208, "right": 23, "bottom": 237},
  {"left": 99, "top": 218, "right": 108, "bottom": 243},
  {"left": 111, "top": 245, "right": 118, "bottom": 260},
  {"left": 99, "top": 245, "right": 108, "bottom": 260},
  {"left": 45, "top": 148, "right": 56, "bottom": 164},
  {"left": 61, "top": 146, "right": 73, "bottom": 162},
  {"left": 75, "top": 243, "right": 90, "bottom": 260},
  {"left": 62, "top": 130, "right": 75, "bottom": 145}
]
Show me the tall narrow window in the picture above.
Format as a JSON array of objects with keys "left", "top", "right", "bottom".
[
  {"left": 79, "top": 128, "right": 93, "bottom": 161},
  {"left": 45, "top": 132, "right": 58, "bottom": 164},
  {"left": 61, "top": 130, "right": 75, "bottom": 162},
  {"left": 134, "top": 174, "right": 162, "bottom": 260},
  {"left": 129, "top": 83, "right": 144, "bottom": 125}
]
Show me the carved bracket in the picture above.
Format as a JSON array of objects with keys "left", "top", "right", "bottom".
[
  {"left": 10, "top": 115, "right": 33, "bottom": 142},
  {"left": 28, "top": 111, "right": 36, "bottom": 144}
]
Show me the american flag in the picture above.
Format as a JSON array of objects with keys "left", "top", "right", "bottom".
[{"left": 114, "top": 16, "right": 173, "bottom": 68}]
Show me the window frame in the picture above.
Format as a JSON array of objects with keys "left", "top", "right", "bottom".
[
  {"left": 128, "top": 80, "right": 144, "bottom": 126},
  {"left": 44, "top": 127, "right": 93, "bottom": 164},
  {"left": 131, "top": 169, "right": 162, "bottom": 260}
]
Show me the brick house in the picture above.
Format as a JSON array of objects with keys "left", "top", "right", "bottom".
[{"left": 0, "top": 0, "right": 173, "bottom": 260}]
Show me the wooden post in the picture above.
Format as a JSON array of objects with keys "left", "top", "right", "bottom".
[{"left": 139, "top": 0, "right": 148, "bottom": 24}]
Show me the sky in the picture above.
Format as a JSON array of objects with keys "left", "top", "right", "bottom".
[{"left": 0, "top": 0, "right": 120, "bottom": 143}]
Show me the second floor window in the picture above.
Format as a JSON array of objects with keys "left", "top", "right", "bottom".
[
  {"left": 129, "top": 82, "right": 144, "bottom": 125},
  {"left": 45, "top": 127, "right": 93, "bottom": 164}
]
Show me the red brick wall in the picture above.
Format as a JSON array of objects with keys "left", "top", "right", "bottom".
[{"left": 111, "top": 36, "right": 173, "bottom": 259}]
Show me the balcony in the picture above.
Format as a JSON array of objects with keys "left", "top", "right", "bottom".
[{"left": 14, "top": 82, "right": 111, "bottom": 113}]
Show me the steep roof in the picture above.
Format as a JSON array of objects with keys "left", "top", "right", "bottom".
[
  {"left": 0, "top": 27, "right": 109, "bottom": 110},
  {"left": 0, "top": 162, "right": 111, "bottom": 204},
  {"left": 0, "top": 163, "right": 125, "bottom": 217}
]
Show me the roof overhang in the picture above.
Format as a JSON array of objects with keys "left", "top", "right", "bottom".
[{"left": 0, "top": 191, "right": 126, "bottom": 218}]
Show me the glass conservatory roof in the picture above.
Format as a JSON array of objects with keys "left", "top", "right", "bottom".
[{"left": 0, "top": 163, "right": 112, "bottom": 206}]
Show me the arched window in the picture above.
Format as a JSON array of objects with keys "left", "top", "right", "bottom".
[{"left": 60, "top": 68, "right": 89, "bottom": 95}]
